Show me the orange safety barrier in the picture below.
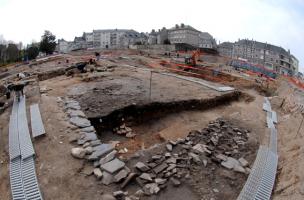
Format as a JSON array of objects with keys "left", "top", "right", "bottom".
[
  {"left": 288, "top": 77, "right": 304, "bottom": 89},
  {"left": 145, "top": 60, "right": 235, "bottom": 84}
]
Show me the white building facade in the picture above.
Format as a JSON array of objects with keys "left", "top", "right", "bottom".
[
  {"left": 58, "top": 39, "right": 69, "bottom": 53},
  {"left": 93, "top": 29, "right": 147, "bottom": 49}
]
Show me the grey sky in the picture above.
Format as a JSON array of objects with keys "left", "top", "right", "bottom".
[{"left": 0, "top": 0, "right": 303, "bottom": 72}]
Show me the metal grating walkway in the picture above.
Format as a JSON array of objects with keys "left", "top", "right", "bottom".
[
  {"left": 30, "top": 104, "right": 46, "bottom": 138},
  {"left": 269, "top": 128, "right": 277, "bottom": 153},
  {"left": 255, "top": 151, "right": 278, "bottom": 200},
  {"left": 9, "top": 99, "right": 21, "bottom": 160},
  {"left": 18, "top": 97, "right": 35, "bottom": 159},
  {"left": 10, "top": 157, "right": 26, "bottom": 200},
  {"left": 237, "top": 98, "right": 278, "bottom": 200},
  {"left": 21, "top": 157, "right": 43, "bottom": 199},
  {"left": 237, "top": 146, "right": 269, "bottom": 200},
  {"left": 9, "top": 96, "right": 43, "bottom": 200}
]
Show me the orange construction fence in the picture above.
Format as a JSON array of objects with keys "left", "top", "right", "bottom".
[{"left": 288, "top": 77, "right": 304, "bottom": 89}]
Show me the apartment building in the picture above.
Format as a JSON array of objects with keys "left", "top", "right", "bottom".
[
  {"left": 218, "top": 39, "right": 299, "bottom": 76},
  {"left": 168, "top": 24, "right": 200, "bottom": 46},
  {"left": 84, "top": 32, "right": 93, "bottom": 48},
  {"left": 93, "top": 29, "right": 146, "bottom": 49},
  {"left": 148, "top": 24, "right": 216, "bottom": 49},
  {"left": 147, "top": 28, "right": 168, "bottom": 45},
  {"left": 217, "top": 42, "right": 234, "bottom": 57},
  {"left": 93, "top": 29, "right": 124, "bottom": 48},
  {"left": 148, "top": 29, "right": 157, "bottom": 45},
  {"left": 199, "top": 32, "right": 216, "bottom": 49},
  {"left": 157, "top": 28, "right": 169, "bottom": 44}
]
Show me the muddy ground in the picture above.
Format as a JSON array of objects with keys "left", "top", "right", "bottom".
[{"left": 0, "top": 50, "right": 303, "bottom": 200}]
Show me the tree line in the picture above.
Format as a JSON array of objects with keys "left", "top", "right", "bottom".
[{"left": 0, "top": 30, "right": 57, "bottom": 66}]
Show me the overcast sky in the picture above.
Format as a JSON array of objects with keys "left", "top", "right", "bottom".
[{"left": 0, "top": 0, "right": 303, "bottom": 72}]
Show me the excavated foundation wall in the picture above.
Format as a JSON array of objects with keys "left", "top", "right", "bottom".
[
  {"left": 37, "top": 68, "right": 66, "bottom": 81},
  {"left": 90, "top": 91, "right": 241, "bottom": 132}
]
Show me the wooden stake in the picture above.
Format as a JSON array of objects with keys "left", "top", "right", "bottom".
[
  {"left": 149, "top": 71, "right": 153, "bottom": 101},
  {"left": 295, "top": 114, "right": 304, "bottom": 138}
]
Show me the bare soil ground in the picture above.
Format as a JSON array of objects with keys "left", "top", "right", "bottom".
[
  {"left": 0, "top": 50, "right": 302, "bottom": 200},
  {"left": 271, "top": 81, "right": 304, "bottom": 200}
]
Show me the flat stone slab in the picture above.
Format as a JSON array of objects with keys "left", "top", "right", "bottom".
[
  {"left": 114, "top": 169, "right": 128, "bottom": 182},
  {"left": 221, "top": 157, "right": 244, "bottom": 172},
  {"left": 90, "top": 140, "right": 102, "bottom": 147},
  {"left": 65, "top": 100, "right": 78, "bottom": 105},
  {"left": 135, "top": 162, "right": 150, "bottom": 172},
  {"left": 65, "top": 102, "right": 81, "bottom": 110},
  {"left": 101, "top": 158, "right": 125, "bottom": 174},
  {"left": 88, "top": 144, "right": 114, "bottom": 161},
  {"left": 140, "top": 173, "right": 152, "bottom": 181},
  {"left": 166, "top": 144, "right": 173, "bottom": 151},
  {"left": 70, "top": 117, "right": 91, "bottom": 128},
  {"left": 93, "top": 168, "right": 103, "bottom": 180},
  {"left": 238, "top": 157, "right": 249, "bottom": 167},
  {"left": 144, "top": 183, "right": 160, "bottom": 195},
  {"left": 192, "top": 143, "right": 211, "bottom": 154},
  {"left": 81, "top": 126, "right": 96, "bottom": 132},
  {"left": 83, "top": 132, "right": 97, "bottom": 141},
  {"left": 102, "top": 171, "right": 114, "bottom": 185},
  {"left": 69, "top": 110, "right": 86, "bottom": 118},
  {"left": 153, "top": 163, "right": 168, "bottom": 174},
  {"left": 99, "top": 150, "right": 117, "bottom": 165},
  {"left": 155, "top": 178, "right": 166, "bottom": 185}
]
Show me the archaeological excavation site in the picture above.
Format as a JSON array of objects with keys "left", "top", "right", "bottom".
[{"left": 0, "top": 48, "right": 303, "bottom": 200}]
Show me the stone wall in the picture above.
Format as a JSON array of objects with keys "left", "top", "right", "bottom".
[{"left": 129, "top": 44, "right": 176, "bottom": 51}]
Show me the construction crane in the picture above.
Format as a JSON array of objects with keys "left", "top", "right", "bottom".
[{"left": 184, "top": 50, "right": 201, "bottom": 66}]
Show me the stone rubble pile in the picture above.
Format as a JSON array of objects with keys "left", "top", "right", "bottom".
[
  {"left": 62, "top": 99, "right": 129, "bottom": 185},
  {"left": 111, "top": 118, "right": 251, "bottom": 199},
  {"left": 113, "top": 123, "right": 136, "bottom": 138},
  {"left": 113, "top": 119, "right": 251, "bottom": 197},
  {"left": 62, "top": 100, "right": 251, "bottom": 199}
]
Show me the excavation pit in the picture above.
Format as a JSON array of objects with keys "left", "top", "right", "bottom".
[
  {"left": 64, "top": 65, "right": 260, "bottom": 199},
  {"left": 88, "top": 91, "right": 242, "bottom": 155}
]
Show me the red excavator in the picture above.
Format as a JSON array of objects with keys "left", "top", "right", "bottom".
[{"left": 184, "top": 50, "right": 201, "bottom": 66}]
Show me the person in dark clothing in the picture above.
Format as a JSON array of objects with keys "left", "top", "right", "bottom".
[
  {"left": 7, "top": 81, "right": 25, "bottom": 101},
  {"left": 12, "top": 83, "right": 25, "bottom": 96},
  {"left": 95, "top": 52, "right": 100, "bottom": 61},
  {"left": 76, "top": 62, "right": 87, "bottom": 73},
  {"left": 5, "top": 85, "right": 11, "bottom": 99}
]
